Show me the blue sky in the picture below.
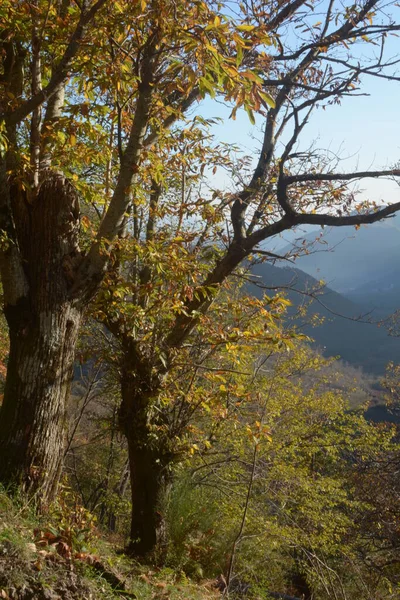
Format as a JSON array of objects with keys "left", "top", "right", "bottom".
[{"left": 197, "top": 25, "right": 400, "bottom": 206}]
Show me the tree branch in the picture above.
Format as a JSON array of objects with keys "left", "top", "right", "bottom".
[
  {"left": 231, "top": 109, "right": 277, "bottom": 241},
  {"left": 266, "top": 0, "right": 308, "bottom": 31},
  {"left": 294, "top": 202, "right": 400, "bottom": 227},
  {"left": 284, "top": 169, "right": 400, "bottom": 184},
  {"left": 3, "top": 0, "right": 108, "bottom": 126},
  {"left": 142, "top": 86, "right": 199, "bottom": 149},
  {"left": 29, "top": 0, "right": 42, "bottom": 189},
  {"left": 322, "top": 55, "right": 400, "bottom": 82},
  {"left": 272, "top": 0, "right": 393, "bottom": 62},
  {"left": 71, "top": 33, "right": 160, "bottom": 299}
]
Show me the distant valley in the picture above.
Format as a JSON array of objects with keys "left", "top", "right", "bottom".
[
  {"left": 277, "top": 213, "right": 400, "bottom": 297},
  {"left": 252, "top": 216, "right": 400, "bottom": 374}
]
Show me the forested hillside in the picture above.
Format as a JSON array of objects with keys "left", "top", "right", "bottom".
[{"left": 0, "top": 0, "right": 400, "bottom": 598}]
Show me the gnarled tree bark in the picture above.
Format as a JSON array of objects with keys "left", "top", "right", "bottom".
[
  {"left": 0, "top": 173, "right": 82, "bottom": 502},
  {"left": 0, "top": 6, "right": 162, "bottom": 502}
]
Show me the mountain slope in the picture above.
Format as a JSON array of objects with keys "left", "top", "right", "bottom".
[
  {"left": 278, "top": 217, "right": 400, "bottom": 294},
  {"left": 346, "top": 264, "right": 400, "bottom": 313},
  {"left": 247, "top": 261, "right": 400, "bottom": 373}
]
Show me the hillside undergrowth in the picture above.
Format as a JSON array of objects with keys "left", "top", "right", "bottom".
[{"left": 0, "top": 487, "right": 219, "bottom": 600}]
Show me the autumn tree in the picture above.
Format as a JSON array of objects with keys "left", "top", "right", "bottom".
[
  {"left": 174, "top": 345, "right": 398, "bottom": 599},
  {"left": 91, "top": 0, "right": 400, "bottom": 556},
  {"left": 94, "top": 259, "right": 293, "bottom": 554},
  {"left": 0, "top": 0, "right": 399, "bottom": 522},
  {"left": 0, "top": 0, "right": 268, "bottom": 500}
]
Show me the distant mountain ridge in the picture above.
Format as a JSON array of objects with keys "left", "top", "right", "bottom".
[
  {"left": 277, "top": 215, "right": 400, "bottom": 295},
  {"left": 346, "top": 265, "right": 400, "bottom": 314},
  {"left": 248, "top": 261, "right": 400, "bottom": 374}
]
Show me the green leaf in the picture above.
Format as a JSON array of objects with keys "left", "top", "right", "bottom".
[
  {"left": 199, "top": 76, "right": 216, "bottom": 98},
  {"left": 245, "top": 105, "right": 256, "bottom": 125},
  {"left": 259, "top": 90, "right": 276, "bottom": 108}
]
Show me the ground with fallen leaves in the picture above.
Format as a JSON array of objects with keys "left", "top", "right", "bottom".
[{"left": 0, "top": 490, "right": 220, "bottom": 600}]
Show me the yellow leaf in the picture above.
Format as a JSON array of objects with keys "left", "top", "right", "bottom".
[
  {"left": 81, "top": 215, "right": 90, "bottom": 229},
  {"left": 243, "top": 69, "right": 263, "bottom": 84},
  {"left": 259, "top": 90, "right": 276, "bottom": 108},
  {"left": 237, "top": 24, "right": 256, "bottom": 32},
  {"left": 224, "top": 66, "right": 238, "bottom": 81}
]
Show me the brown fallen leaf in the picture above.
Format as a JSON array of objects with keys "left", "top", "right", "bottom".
[
  {"left": 56, "top": 541, "right": 71, "bottom": 559},
  {"left": 32, "top": 559, "right": 43, "bottom": 571},
  {"left": 74, "top": 552, "right": 88, "bottom": 561}
]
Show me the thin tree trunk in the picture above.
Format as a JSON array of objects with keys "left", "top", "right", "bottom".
[
  {"left": 119, "top": 360, "right": 171, "bottom": 559},
  {"left": 126, "top": 430, "right": 169, "bottom": 557},
  {"left": 108, "top": 458, "right": 130, "bottom": 532}
]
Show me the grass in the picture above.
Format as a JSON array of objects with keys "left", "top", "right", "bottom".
[{"left": 0, "top": 486, "right": 219, "bottom": 600}]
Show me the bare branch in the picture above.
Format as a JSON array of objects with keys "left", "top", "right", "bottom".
[
  {"left": 231, "top": 110, "right": 276, "bottom": 241},
  {"left": 294, "top": 202, "right": 400, "bottom": 227},
  {"left": 273, "top": 0, "right": 393, "bottom": 61},
  {"left": 284, "top": 169, "right": 400, "bottom": 184},
  {"left": 266, "top": 0, "right": 309, "bottom": 31},
  {"left": 322, "top": 55, "right": 400, "bottom": 82}
]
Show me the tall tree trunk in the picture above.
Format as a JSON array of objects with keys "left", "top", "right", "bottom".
[
  {"left": 126, "top": 428, "right": 169, "bottom": 558},
  {"left": 119, "top": 360, "right": 171, "bottom": 559},
  {"left": 0, "top": 172, "right": 83, "bottom": 503},
  {"left": 0, "top": 304, "right": 81, "bottom": 501}
]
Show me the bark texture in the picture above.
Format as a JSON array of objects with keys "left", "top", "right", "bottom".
[
  {"left": 0, "top": 172, "right": 82, "bottom": 502},
  {"left": 119, "top": 354, "right": 171, "bottom": 558}
]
